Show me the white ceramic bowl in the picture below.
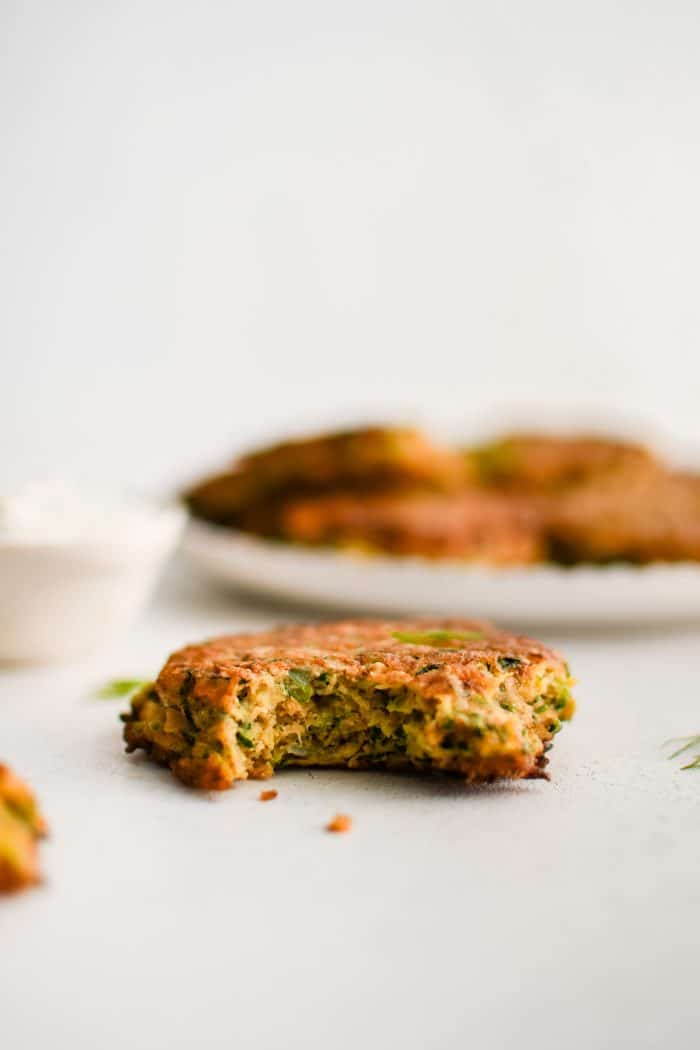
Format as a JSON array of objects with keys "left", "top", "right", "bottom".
[{"left": 0, "top": 501, "right": 186, "bottom": 663}]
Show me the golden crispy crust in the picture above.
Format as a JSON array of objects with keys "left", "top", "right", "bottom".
[
  {"left": 186, "top": 426, "right": 469, "bottom": 525},
  {"left": 276, "top": 489, "right": 545, "bottom": 563},
  {"left": 155, "top": 619, "right": 561, "bottom": 700},
  {"left": 123, "top": 619, "right": 574, "bottom": 790},
  {"left": 0, "top": 765, "right": 47, "bottom": 894}
]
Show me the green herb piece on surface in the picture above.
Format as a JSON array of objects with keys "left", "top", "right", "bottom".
[
  {"left": 391, "top": 629, "right": 485, "bottom": 646},
  {"left": 283, "top": 669, "right": 314, "bottom": 703},
  {"left": 96, "top": 679, "right": 149, "bottom": 700},
  {"left": 237, "top": 728, "right": 254, "bottom": 749},
  {"left": 665, "top": 735, "right": 700, "bottom": 770}
]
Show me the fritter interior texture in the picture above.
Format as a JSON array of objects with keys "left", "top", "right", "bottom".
[
  {"left": 122, "top": 620, "right": 575, "bottom": 790},
  {"left": 0, "top": 764, "right": 47, "bottom": 894}
]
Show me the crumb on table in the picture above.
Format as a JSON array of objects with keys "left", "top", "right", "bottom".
[
  {"left": 259, "top": 789, "right": 278, "bottom": 802},
  {"left": 327, "top": 813, "right": 352, "bottom": 833}
]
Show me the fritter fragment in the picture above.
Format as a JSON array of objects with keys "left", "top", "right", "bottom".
[
  {"left": 0, "top": 765, "right": 47, "bottom": 894},
  {"left": 123, "top": 619, "right": 575, "bottom": 790}
]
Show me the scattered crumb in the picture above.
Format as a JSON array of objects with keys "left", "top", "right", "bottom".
[
  {"left": 327, "top": 813, "right": 352, "bottom": 834},
  {"left": 259, "top": 789, "right": 278, "bottom": 802}
]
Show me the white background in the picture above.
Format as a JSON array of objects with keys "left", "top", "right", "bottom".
[
  {"left": 3, "top": 5, "right": 700, "bottom": 1049},
  {"left": 3, "top": 1, "right": 700, "bottom": 489}
]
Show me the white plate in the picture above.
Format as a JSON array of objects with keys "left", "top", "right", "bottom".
[{"left": 183, "top": 520, "right": 700, "bottom": 627}]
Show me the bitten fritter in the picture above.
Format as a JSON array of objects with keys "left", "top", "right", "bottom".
[
  {"left": 471, "top": 432, "right": 658, "bottom": 492},
  {"left": 186, "top": 426, "right": 468, "bottom": 526},
  {"left": 122, "top": 619, "right": 575, "bottom": 790},
  {"left": 0, "top": 765, "right": 47, "bottom": 894},
  {"left": 277, "top": 489, "right": 546, "bottom": 564},
  {"left": 547, "top": 471, "right": 700, "bottom": 564}
]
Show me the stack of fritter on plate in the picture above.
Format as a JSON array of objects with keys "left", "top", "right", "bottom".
[{"left": 186, "top": 425, "right": 700, "bottom": 565}]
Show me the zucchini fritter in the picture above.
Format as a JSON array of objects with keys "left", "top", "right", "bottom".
[
  {"left": 122, "top": 620, "right": 575, "bottom": 790},
  {"left": 278, "top": 489, "right": 545, "bottom": 564},
  {"left": 548, "top": 471, "right": 700, "bottom": 564},
  {"left": 187, "top": 426, "right": 468, "bottom": 526},
  {"left": 0, "top": 765, "right": 47, "bottom": 894},
  {"left": 471, "top": 432, "right": 657, "bottom": 492}
]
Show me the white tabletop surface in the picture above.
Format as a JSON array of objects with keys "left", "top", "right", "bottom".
[{"left": 3, "top": 559, "right": 700, "bottom": 1050}]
